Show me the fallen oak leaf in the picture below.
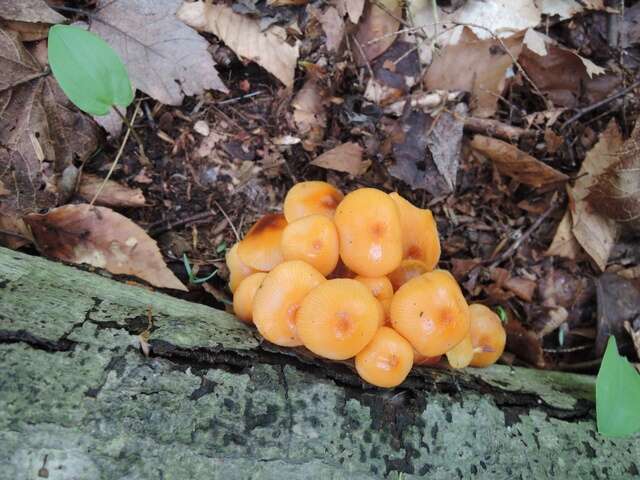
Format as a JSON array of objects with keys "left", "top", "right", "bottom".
[
  {"left": 76, "top": 174, "right": 146, "bottom": 208},
  {"left": 311, "top": 142, "right": 368, "bottom": 175},
  {"left": 89, "top": 0, "right": 228, "bottom": 107},
  {"left": 470, "top": 135, "right": 569, "bottom": 188},
  {"left": 178, "top": 1, "right": 299, "bottom": 88},
  {"left": 25, "top": 204, "right": 187, "bottom": 291},
  {"left": 292, "top": 77, "right": 327, "bottom": 151}
]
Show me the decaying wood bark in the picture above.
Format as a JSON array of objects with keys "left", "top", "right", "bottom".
[{"left": 1, "top": 247, "right": 638, "bottom": 479}]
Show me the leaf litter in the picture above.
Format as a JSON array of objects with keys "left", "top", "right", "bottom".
[{"left": 1, "top": 0, "right": 640, "bottom": 373}]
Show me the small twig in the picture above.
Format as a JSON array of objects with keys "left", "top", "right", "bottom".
[
  {"left": 462, "top": 115, "right": 537, "bottom": 141},
  {"left": 148, "top": 210, "right": 218, "bottom": 237},
  {"left": 487, "top": 204, "right": 556, "bottom": 268},
  {"left": 89, "top": 103, "right": 140, "bottom": 207},
  {"left": 351, "top": 35, "right": 375, "bottom": 78},
  {"left": 217, "top": 91, "right": 265, "bottom": 105},
  {"left": 561, "top": 77, "right": 640, "bottom": 131},
  {"left": 112, "top": 105, "right": 148, "bottom": 162},
  {"left": 214, "top": 201, "right": 240, "bottom": 242}
]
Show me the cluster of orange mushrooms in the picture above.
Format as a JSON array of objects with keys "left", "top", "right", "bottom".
[{"left": 226, "top": 182, "right": 506, "bottom": 388}]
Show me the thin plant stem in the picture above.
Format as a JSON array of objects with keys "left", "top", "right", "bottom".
[
  {"left": 89, "top": 102, "right": 141, "bottom": 207},
  {"left": 112, "top": 105, "right": 148, "bottom": 161}
]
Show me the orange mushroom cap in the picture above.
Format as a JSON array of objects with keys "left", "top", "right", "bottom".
[
  {"left": 252, "top": 261, "right": 325, "bottom": 347},
  {"left": 226, "top": 243, "right": 257, "bottom": 292},
  {"left": 281, "top": 214, "right": 339, "bottom": 276},
  {"left": 334, "top": 188, "right": 403, "bottom": 277},
  {"left": 355, "top": 326, "right": 414, "bottom": 388},
  {"left": 297, "top": 278, "right": 380, "bottom": 360},
  {"left": 233, "top": 272, "right": 267, "bottom": 323},
  {"left": 389, "top": 192, "right": 441, "bottom": 270},
  {"left": 390, "top": 270, "right": 470, "bottom": 357},
  {"left": 283, "top": 181, "right": 344, "bottom": 222},
  {"left": 387, "top": 259, "right": 429, "bottom": 291},
  {"left": 468, "top": 304, "right": 506, "bottom": 368},
  {"left": 237, "top": 213, "right": 287, "bottom": 271},
  {"left": 355, "top": 275, "right": 393, "bottom": 324},
  {"left": 445, "top": 333, "right": 474, "bottom": 369}
]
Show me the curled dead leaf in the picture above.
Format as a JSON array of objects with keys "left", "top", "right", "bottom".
[
  {"left": 310, "top": 142, "right": 368, "bottom": 175},
  {"left": 178, "top": 1, "right": 298, "bottom": 88},
  {"left": 292, "top": 78, "right": 327, "bottom": 151},
  {"left": 587, "top": 123, "right": 640, "bottom": 233},
  {"left": 470, "top": 135, "right": 569, "bottom": 188},
  {"left": 77, "top": 174, "right": 146, "bottom": 208},
  {"left": 25, "top": 204, "right": 187, "bottom": 291}
]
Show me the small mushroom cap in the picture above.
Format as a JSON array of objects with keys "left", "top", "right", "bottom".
[
  {"left": 226, "top": 243, "right": 257, "bottom": 292},
  {"left": 281, "top": 214, "right": 339, "bottom": 276},
  {"left": 233, "top": 272, "right": 267, "bottom": 323},
  {"left": 355, "top": 275, "right": 393, "bottom": 323},
  {"left": 297, "top": 278, "right": 381, "bottom": 360},
  {"left": 469, "top": 304, "right": 506, "bottom": 367},
  {"left": 334, "top": 188, "right": 403, "bottom": 277},
  {"left": 355, "top": 327, "right": 414, "bottom": 388},
  {"left": 283, "top": 181, "right": 344, "bottom": 222},
  {"left": 445, "top": 333, "right": 474, "bottom": 369},
  {"left": 389, "top": 192, "right": 441, "bottom": 270},
  {"left": 387, "top": 259, "right": 429, "bottom": 291},
  {"left": 390, "top": 270, "right": 470, "bottom": 357},
  {"left": 237, "top": 213, "right": 287, "bottom": 271},
  {"left": 253, "top": 261, "right": 325, "bottom": 347}
]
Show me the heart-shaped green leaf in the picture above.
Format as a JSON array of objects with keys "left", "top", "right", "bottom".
[
  {"left": 596, "top": 336, "right": 640, "bottom": 437},
  {"left": 48, "top": 24, "right": 133, "bottom": 116}
]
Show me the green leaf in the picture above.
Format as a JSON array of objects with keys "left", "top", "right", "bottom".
[
  {"left": 48, "top": 24, "right": 133, "bottom": 116},
  {"left": 596, "top": 336, "right": 640, "bottom": 437}
]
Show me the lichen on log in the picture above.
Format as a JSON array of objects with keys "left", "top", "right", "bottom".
[{"left": 1, "top": 247, "right": 638, "bottom": 479}]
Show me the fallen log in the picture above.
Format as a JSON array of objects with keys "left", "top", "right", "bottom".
[{"left": 0, "top": 247, "right": 638, "bottom": 479}]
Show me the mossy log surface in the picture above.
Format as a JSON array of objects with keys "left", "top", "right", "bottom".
[{"left": 1, "top": 247, "right": 638, "bottom": 479}]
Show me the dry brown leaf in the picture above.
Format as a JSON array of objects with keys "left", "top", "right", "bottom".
[
  {"left": 292, "top": 78, "right": 327, "bottom": 151},
  {"left": 568, "top": 120, "right": 623, "bottom": 270},
  {"left": 25, "top": 204, "right": 187, "bottom": 291},
  {"left": 0, "top": 29, "right": 100, "bottom": 218},
  {"left": 77, "top": 174, "right": 146, "bottom": 208},
  {"left": 364, "top": 40, "right": 420, "bottom": 105},
  {"left": 424, "top": 29, "right": 524, "bottom": 118},
  {"left": 318, "top": 6, "right": 345, "bottom": 52},
  {"left": 0, "top": 212, "right": 32, "bottom": 249},
  {"left": 178, "top": 1, "right": 298, "bottom": 88},
  {"left": 470, "top": 135, "right": 569, "bottom": 188},
  {"left": 0, "top": 28, "right": 44, "bottom": 90},
  {"left": 87, "top": 0, "right": 227, "bottom": 107},
  {"left": 311, "top": 142, "right": 367, "bottom": 175},
  {"left": 390, "top": 110, "right": 463, "bottom": 194},
  {"left": 546, "top": 211, "right": 581, "bottom": 259},
  {"left": 519, "top": 43, "right": 618, "bottom": 108},
  {"left": 588, "top": 123, "right": 640, "bottom": 233},
  {"left": 0, "top": 0, "right": 65, "bottom": 23},
  {"left": 353, "top": 0, "right": 401, "bottom": 64}
]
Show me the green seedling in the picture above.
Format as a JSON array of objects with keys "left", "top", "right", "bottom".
[
  {"left": 183, "top": 254, "right": 217, "bottom": 285},
  {"left": 48, "top": 24, "right": 133, "bottom": 116},
  {"left": 494, "top": 305, "right": 507, "bottom": 324},
  {"left": 596, "top": 336, "right": 640, "bottom": 437},
  {"left": 216, "top": 241, "right": 228, "bottom": 254}
]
